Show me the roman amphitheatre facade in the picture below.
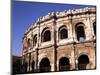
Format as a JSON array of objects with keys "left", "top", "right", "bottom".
[{"left": 22, "top": 7, "right": 96, "bottom": 73}]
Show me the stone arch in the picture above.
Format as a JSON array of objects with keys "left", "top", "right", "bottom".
[
  {"left": 59, "top": 57, "right": 70, "bottom": 71},
  {"left": 78, "top": 54, "right": 89, "bottom": 70},
  {"left": 39, "top": 57, "right": 51, "bottom": 72},
  {"left": 31, "top": 60, "right": 35, "bottom": 72},
  {"left": 27, "top": 38, "right": 31, "bottom": 47},
  {"left": 41, "top": 27, "right": 51, "bottom": 42},
  {"left": 75, "top": 22, "right": 86, "bottom": 42},
  {"left": 33, "top": 34, "right": 37, "bottom": 47},
  {"left": 58, "top": 25, "right": 68, "bottom": 39}
]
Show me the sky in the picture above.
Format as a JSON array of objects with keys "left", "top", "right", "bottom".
[{"left": 12, "top": 1, "right": 95, "bottom": 56}]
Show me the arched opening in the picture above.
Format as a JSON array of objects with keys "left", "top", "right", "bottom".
[
  {"left": 22, "top": 62, "right": 28, "bottom": 73},
  {"left": 42, "top": 29, "right": 51, "bottom": 42},
  {"left": 59, "top": 26, "right": 68, "bottom": 39},
  {"left": 59, "top": 57, "right": 70, "bottom": 71},
  {"left": 76, "top": 23, "right": 85, "bottom": 42},
  {"left": 39, "top": 58, "right": 51, "bottom": 72},
  {"left": 31, "top": 60, "right": 35, "bottom": 72},
  {"left": 33, "top": 34, "right": 37, "bottom": 47},
  {"left": 60, "top": 29, "right": 68, "bottom": 39},
  {"left": 27, "top": 38, "right": 31, "bottom": 47},
  {"left": 93, "top": 22, "right": 96, "bottom": 36},
  {"left": 78, "top": 55, "right": 89, "bottom": 70},
  {"left": 43, "top": 30, "right": 51, "bottom": 42},
  {"left": 24, "top": 62, "right": 28, "bottom": 72}
]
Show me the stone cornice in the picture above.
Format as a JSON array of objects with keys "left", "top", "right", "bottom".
[{"left": 23, "top": 7, "right": 96, "bottom": 37}]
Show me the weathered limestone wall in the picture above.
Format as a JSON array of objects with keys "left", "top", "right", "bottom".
[{"left": 22, "top": 7, "right": 96, "bottom": 72}]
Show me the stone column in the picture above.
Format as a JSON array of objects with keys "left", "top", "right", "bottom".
[
  {"left": 35, "top": 48, "right": 39, "bottom": 72},
  {"left": 70, "top": 17, "right": 77, "bottom": 42},
  {"left": 89, "top": 44, "right": 96, "bottom": 69},
  {"left": 53, "top": 14, "right": 57, "bottom": 71},
  {"left": 51, "top": 64, "right": 55, "bottom": 71},
  {"left": 85, "top": 17, "right": 93, "bottom": 41},
  {"left": 70, "top": 49, "right": 76, "bottom": 70},
  {"left": 69, "top": 20, "right": 74, "bottom": 42},
  {"left": 37, "top": 24, "right": 40, "bottom": 48},
  {"left": 28, "top": 53, "right": 31, "bottom": 72},
  {"left": 26, "top": 54, "right": 29, "bottom": 72},
  {"left": 56, "top": 61, "right": 59, "bottom": 71},
  {"left": 35, "top": 24, "right": 40, "bottom": 72},
  {"left": 90, "top": 18, "right": 95, "bottom": 39}
]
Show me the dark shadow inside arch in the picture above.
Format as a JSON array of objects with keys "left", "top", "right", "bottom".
[
  {"left": 42, "top": 28, "right": 51, "bottom": 42},
  {"left": 33, "top": 34, "right": 37, "bottom": 47},
  {"left": 22, "top": 62, "right": 28, "bottom": 73},
  {"left": 76, "top": 23, "right": 85, "bottom": 42},
  {"left": 93, "top": 22, "right": 96, "bottom": 36},
  {"left": 31, "top": 60, "right": 35, "bottom": 72},
  {"left": 59, "top": 57, "right": 70, "bottom": 71},
  {"left": 78, "top": 55, "right": 89, "bottom": 70},
  {"left": 60, "top": 29, "right": 68, "bottom": 39},
  {"left": 27, "top": 38, "right": 31, "bottom": 47},
  {"left": 59, "top": 25, "right": 68, "bottom": 39},
  {"left": 43, "top": 30, "right": 51, "bottom": 42},
  {"left": 39, "top": 58, "right": 51, "bottom": 72}
]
